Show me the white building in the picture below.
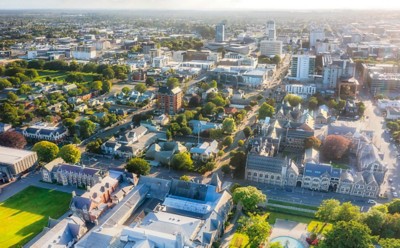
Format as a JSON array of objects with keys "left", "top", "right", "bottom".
[
  {"left": 260, "top": 40, "right": 282, "bottom": 57},
  {"left": 152, "top": 56, "right": 169, "bottom": 68},
  {"left": 285, "top": 84, "right": 317, "bottom": 98},
  {"left": 322, "top": 59, "right": 355, "bottom": 89},
  {"left": 289, "top": 55, "right": 316, "bottom": 80},
  {"left": 266, "top": 20, "right": 276, "bottom": 40},
  {"left": 377, "top": 99, "right": 400, "bottom": 110},
  {"left": 72, "top": 46, "right": 96, "bottom": 60},
  {"left": 310, "top": 29, "right": 325, "bottom": 48},
  {"left": 94, "top": 40, "right": 111, "bottom": 51},
  {"left": 215, "top": 23, "right": 225, "bottom": 43}
]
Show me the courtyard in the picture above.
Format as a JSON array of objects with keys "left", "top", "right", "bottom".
[{"left": 0, "top": 186, "right": 71, "bottom": 248}]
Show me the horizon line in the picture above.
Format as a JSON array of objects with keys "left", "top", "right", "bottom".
[{"left": 0, "top": 8, "right": 400, "bottom": 11}]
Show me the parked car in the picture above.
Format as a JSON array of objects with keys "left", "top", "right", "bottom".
[
  {"left": 389, "top": 178, "right": 393, "bottom": 183},
  {"left": 367, "top": 199, "right": 377, "bottom": 205},
  {"left": 391, "top": 187, "right": 396, "bottom": 192},
  {"left": 393, "top": 192, "right": 398, "bottom": 198}
]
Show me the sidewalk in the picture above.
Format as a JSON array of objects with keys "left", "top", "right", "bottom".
[{"left": 220, "top": 206, "right": 243, "bottom": 248}]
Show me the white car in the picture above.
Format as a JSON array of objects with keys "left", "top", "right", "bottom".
[
  {"left": 367, "top": 199, "right": 377, "bottom": 205},
  {"left": 393, "top": 192, "right": 398, "bottom": 198}
]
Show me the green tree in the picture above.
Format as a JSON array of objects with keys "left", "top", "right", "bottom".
[
  {"left": 145, "top": 76, "right": 155, "bottom": 86},
  {"left": 7, "top": 92, "right": 18, "bottom": 102},
  {"left": 125, "top": 157, "right": 151, "bottom": 176},
  {"left": 269, "top": 242, "right": 284, "bottom": 248},
  {"left": 72, "top": 135, "right": 81, "bottom": 144},
  {"left": 102, "top": 67, "right": 115, "bottom": 79},
  {"left": 243, "top": 126, "right": 252, "bottom": 138},
  {"left": 166, "top": 77, "right": 179, "bottom": 88},
  {"left": 86, "top": 139, "right": 103, "bottom": 154},
  {"left": 222, "top": 118, "right": 236, "bottom": 134},
  {"left": 222, "top": 136, "right": 233, "bottom": 147},
  {"left": 308, "top": 96, "right": 319, "bottom": 110},
  {"left": 79, "top": 119, "right": 96, "bottom": 139},
  {"left": 238, "top": 214, "right": 271, "bottom": 246},
  {"left": 102, "top": 80, "right": 112, "bottom": 93},
  {"left": 134, "top": 83, "right": 147, "bottom": 93},
  {"left": 284, "top": 94, "right": 302, "bottom": 107},
  {"left": 337, "top": 99, "right": 346, "bottom": 110},
  {"left": 258, "top": 102, "right": 275, "bottom": 119},
  {"left": 25, "top": 68, "right": 39, "bottom": 79},
  {"left": 238, "top": 140, "right": 244, "bottom": 147},
  {"left": 180, "top": 126, "right": 192, "bottom": 135},
  {"left": 221, "top": 164, "right": 231, "bottom": 175},
  {"left": 362, "top": 209, "right": 386, "bottom": 236},
  {"left": 179, "top": 175, "right": 190, "bottom": 181},
  {"left": 233, "top": 186, "right": 266, "bottom": 212},
  {"left": 316, "top": 199, "right": 340, "bottom": 223},
  {"left": 171, "top": 152, "right": 194, "bottom": 171},
  {"left": 328, "top": 99, "right": 338, "bottom": 109},
  {"left": 18, "top": 84, "right": 32, "bottom": 95},
  {"left": 388, "top": 199, "right": 400, "bottom": 214},
  {"left": 321, "top": 135, "right": 351, "bottom": 160},
  {"left": 0, "top": 78, "right": 12, "bottom": 90},
  {"left": 63, "top": 118, "right": 76, "bottom": 135},
  {"left": 230, "top": 151, "right": 247, "bottom": 178},
  {"left": 59, "top": 144, "right": 81, "bottom": 164},
  {"left": 90, "top": 80, "right": 103, "bottom": 91},
  {"left": 336, "top": 202, "right": 361, "bottom": 222},
  {"left": 209, "top": 80, "right": 217, "bottom": 88},
  {"left": 357, "top": 102, "right": 366, "bottom": 116},
  {"left": 379, "top": 238, "right": 400, "bottom": 248},
  {"left": 203, "top": 102, "right": 216, "bottom": 115},
  {"left": 320, "top": 221, "right": 372, "bottom": 248},
  {"left": 32, "top": 141, "right": 59, "bottom": 163},
  {"left": 122, "top": 86, "right": 131, "bottom": 95}
]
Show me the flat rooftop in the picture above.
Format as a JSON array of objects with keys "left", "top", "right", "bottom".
[{"left": 0, "top": 146, "right": 36, "bottom": 165}]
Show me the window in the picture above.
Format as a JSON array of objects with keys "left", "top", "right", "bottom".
[
  {"left": 276, "top": 176, "right": 280, "bottom": 180},
  {"left": 265, "top": 174, "right": 269, "bottom": 178},
  {"left": 271, "top": 175, "right": 274, "bottom": 180},
  {"left": 248, "top": 172, "right": 251, "bottom": 175},
  {"left": 253, "top": 173, "right": 257, "bottom": 176}
]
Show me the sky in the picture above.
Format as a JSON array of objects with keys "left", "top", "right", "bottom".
[{"left": 1, "top": 0, "right": 400, "bottom": 10}]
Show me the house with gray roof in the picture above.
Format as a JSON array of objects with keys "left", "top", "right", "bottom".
[
  {"left": 22, "top": 123, "right": 68, "bottom": 143},
  {"left": 146, "top": 141, "right": 187, "bottom": 165},
  {"left": 189, "top": 120, "right": 222, "bottom": 135},
  {"left": 190, "top": 140, "right": 219, "bottom": 162}
]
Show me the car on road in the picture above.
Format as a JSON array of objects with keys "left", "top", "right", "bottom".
[
  {"left": 367, "top": 199, "right": 377, "bottom": 205},
  {"left": 389, "top": 178, "right": 393, "bottom": 183},
  {"left": 393, "top": 192, "right": 398, "bottom": 198},
  {"left": 391, "top": 187, "right": 396, "bottom": 192}
]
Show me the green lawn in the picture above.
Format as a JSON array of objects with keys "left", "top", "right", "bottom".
[
  {"left": 307, "top": 221, "right": 333, "bottom": 235},
  {"left": 0, "top": 186, "right": 71, "bottom": 248},
  {"left": 230, "top": 233, "right": 250, "bottom": 248},
  {"left": 37, "top": 70, "right": 99, "bottom": 83},
  {"left": 268, "top": 199, "right": 318, "bottom": 211},
  {"left": 331, "top": 163, "right": 349, "bottom": 169},
  {"left": 266, "top": 210, "right": 315, "bottom": 225}
]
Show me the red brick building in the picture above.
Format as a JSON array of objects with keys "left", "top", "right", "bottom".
[{"left": 157, "top": 86, "right": 183, "bottom": 115}]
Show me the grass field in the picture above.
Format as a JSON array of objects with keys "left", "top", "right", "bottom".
[
  {"left": 267, "top": 210, "right": 315, "bottom": 225},
  {"left": 230, "top": 233, "right": 250, "bottom": 248},
  {"left": 307, "top": 221, "right": 333, "bottom": 235},
  {"left": 268, "top": 199, "right": 319, "bottom": 211},
  {"left": 0, "top": 186, "right": 71, "bottom": 248}
]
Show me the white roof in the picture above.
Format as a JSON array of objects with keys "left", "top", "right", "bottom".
[{"left": 0, "top": 146, "right": 36, "bottom": 165}]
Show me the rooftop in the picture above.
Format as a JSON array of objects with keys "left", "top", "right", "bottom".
[{"left": 0, "top": 146, "right": 36, "bottom": 165}]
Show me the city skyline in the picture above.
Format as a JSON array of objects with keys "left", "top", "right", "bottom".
[{"left": 2, "top": 0, "right": 400, "bottom": 10}]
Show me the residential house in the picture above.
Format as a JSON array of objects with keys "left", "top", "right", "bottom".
[
  {"left": 154, "top": 114, "right": 170, "bottom": 126},
  {"left": 146, "top": 141, "right": 187, "bottom": 165},
  {"left": 315, "top": 105, "right": 329, "bottom": 124},
  {"left": 101, "top": 138, "right": 122, "bottom": 155},
  {"left": 190, "top": 140, "right": 219, "bottom": 162},
  {"left": 202, "top": 87, "right": 218, "bottom": 100},
  {"left": 63, "top": 84, "right": 78, "bottom": 92},
  {"left": 74, "top": 104, "right": 88, "bottom": 113},
  {"left": 189, "top": 120, "right": 223, "bottom": 135},
  {"left": 47, "top": 103, "right": 63, "bottom": 113},
  {"left": 385, "top": 107, "right": 400, "bottom": 120}
]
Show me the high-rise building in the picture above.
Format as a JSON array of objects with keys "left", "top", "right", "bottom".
[
  {"left": 215, "top": 23, "right": 225, "bottom": 43},
  {"left": 157, "top": 86, "right": 183, "bottom": 115},
  {"left": 322, "top": 59, "right": 355, "bottom": 89},
  {"left": 310, "top": 29, "right": 325, "bottom": 48},
  {"left": 289, "top": 55, "right": 316, "bottom": 80},
  {"left": 260, "top": 40, "right": 282, "bottom": 56},
  {"left": 266, "top": 20, "right": 276, "bottom": 41}
]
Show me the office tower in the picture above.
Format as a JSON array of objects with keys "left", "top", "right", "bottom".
[
  {"left": 215, "top": 23, "right": 225, "bottom": 43},
  {"left": 266, "top": 20, "right": 276, "bottom": 40}
]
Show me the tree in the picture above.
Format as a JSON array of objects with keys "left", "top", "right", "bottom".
[
  {"left": 269, "top": 242, "right": 284, "bottom": 248},
  {"left": 337, "top": 99, "right": 346, "bottom": 110},
  {"left": 222, "top": 118, "right": 236, "bottom": 134},
  {"left": 230, "top": 151, "right": 247, "bottom": 178},
  {"left": 243, "top": 126, "right": 252, "bottom": 138},
  {"left": 166, "top": 77, "right": 179, "bottom": 88},
  {"left": 180, "top": 126, "right": 192, "bottom": 135},
  {"left": 18, "top": 84, "right": 32, "bottom": 95},
  {"left": 238, "top": 214, "right": 271, "bottom": 246},
  {"left": 321, "top": 135, "right": 351, "bottom": 160},
  {"left": 79, "top": 119, "right": 96, "bottom": 139},
  {"left": 102, "top": 80, "right": 112, "bottom": 93},
  {"left": 238, "top": 140, "right": 244, "bottom": 147},
  {"left": 90, "top": 81, "right": 103, "bottom": 91},
  {"left": 222, "top": 136, "right": 233, "bottom": 147},
  {"left": 125, "top": 158, "right": 151, "bottom": 176},
  {"left": 86, "top": 139, "right": 103, "bottom": 154},
  {"left": 357, "top": 102, "right": 366, "bottom": 116},
  {"left": 7, "top": 92, "right": 18, "bottom": 102},
  {"left": 122, "top": 86, "right": 131, "bottom": 95},
  {"left": 336, "top": 202, "right": 361, "bottom": 222},
  {"left": 63, "top": 118, "right": 76, "bottom": 135},
  {"left": 320, "top": 221, "right": 372, "bottom": 248},
  {"left": 179, "top": 175, "right": 190, "bottom": 181},
  {"left": 59, "top": 144, "right": 81, "bottom": 164},
  {"left": 25, "top": 69, "right": 39, "bottom": 79},
  {"left": 233, "top": 186, "right": 266, "bottom": 212},
  {"left": 189, "top": 95, "right": 201, "bottom": 107},
  {"left": 203, "top": 102, "right": 216, "bottom": 115},
  {"left": 134, "top": 83, "right": 147, "bottom": 93},
  {"left": 304, "top": 136, "right": 322, "bottom": 150},
  {"left": 258, "top": 102, "right": 275, "bottom": 119},
  {"left": 284, "top": 94, "right": 302, "bottom": 107},
  {"left": 379, "top": 238, "right": 400, "bottom": 248},
  {"left": 221, "top": 164, "right": 231, "bottom": 175},
  {"left": 0, "top": 78, "right": 12, "bottom": 90},
  {"left": 327, "top": 99, "right": 338, "bottom": 109},
  {"left": 145, "top": 76, "right": 155, "bottom": 86},
  {"left": 362, "top": 209, "right": 386, "bottom": 235},
  {"left": 171, "top": 152, "right": 194, "bottom": 171},
  {"left": 32, "top": 141, "right": 59, "bottom": 163},
  {"left": 102, "top": 67, "right": 115, "bottom": 79},
  {"left": 72, "top": 135, "right": 81, "bottom": 144},
  {"left": 308, "top": 96, "right": 319, "bottom": 110},
  {"left": 387, "top": 199, "right": 400, "bottom": 214},
  {"left": 316, "top": 199, "right": 340, "bottom": 223},
  {"left": 0, "top": 131, "right": 27, "bottom": 149},
  {"left": 381, "top": 213, "right": 400, "bottom": 239}
]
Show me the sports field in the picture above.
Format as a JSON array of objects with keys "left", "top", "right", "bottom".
[{"left": 0, "top": 186, "right": 71, "bottom": 248}]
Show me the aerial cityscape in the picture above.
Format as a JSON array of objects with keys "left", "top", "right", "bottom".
[{"left": 0, "top": 2, "right": 400, "bottom": 248}]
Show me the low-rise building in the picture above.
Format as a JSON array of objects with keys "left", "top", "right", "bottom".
[
  {"left": 284, "top": 84, "right": 317, "bottom": 98},
  {"left": 22, "top": 123, "right": 68, "bottom": 143},
  {"left": 0, "top": 146, "right": 38, "bottom": 181},
  {"left": 190, "top": 140, "right": 219, "bottom": 162},
  {"left": 188, "top": 120, "right": 223, "bottom": 135},
  {"left": 385, "top": 107, "right": 400, "bottom": 120}
]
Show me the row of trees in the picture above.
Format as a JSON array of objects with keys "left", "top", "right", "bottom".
[
  {"left": 315, "top": 199, "right": 400, "bottom": 247},
  {"left": 32, "top": 141, "right": 81, "bottom": 164}
]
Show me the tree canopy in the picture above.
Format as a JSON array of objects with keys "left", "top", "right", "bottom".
[
  {"left": 258, "top": 102, "right": 275, "bottom": 120},
  {"left": 222, "top": 118, "right": 236, "bottom": 134},
  {"left": 284, "top": 94, "right": 302, "bottom": 107},
  {"left": 171, "top": 152, "right": 194, "bottom": 171},
  {"left": 32, "top": 141, "right": 59, "bottom": 163},
  {"left": 125, "top": 157, "right": 151, "bottom": 176},
  {"left": 320, "top": 221, "right": 372, "bottom": 248},
  {"left": 238, "top": 214, "right": 271, "bottom": 246},
  {"left": 321, "top": 135, "right": 351, "bottom": 160},
  {"left": 0, "top": 131, "right": 27, "bottom": 149},
  {"left": 59, "top": 144, "right": 81, "bottom": 164},
  {"left": 233, "top": 186, "right": 266, "bottom": 212}
]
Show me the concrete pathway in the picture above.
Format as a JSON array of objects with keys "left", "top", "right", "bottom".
[
  {"left": 270, "top": 219, "right": 309, "bottom": 247},
  {"left": 220, "top": 206, "right": 243, "bottom": 248}
]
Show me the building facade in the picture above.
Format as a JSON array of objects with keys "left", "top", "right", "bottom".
[
  {"left": 260, "top": 40, "right": 282, "bottom": 57},
  {"left": 157, "top": 86, "right": 183, "bottom": 115},
  {"left": 289, "top": 55, "right": 316, "bottom": 80},
  {"left": 0, "top": 146, "right": 38, "bottom": 181},
  {"left": 215, "top": 23, "right": 225, "bottom": 43}
]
